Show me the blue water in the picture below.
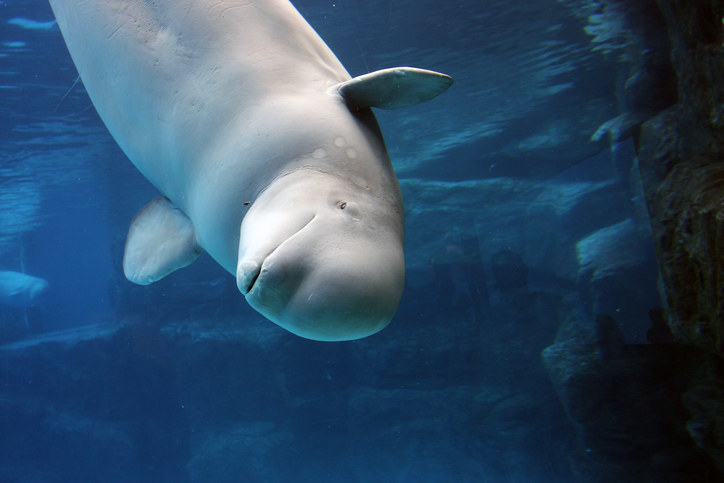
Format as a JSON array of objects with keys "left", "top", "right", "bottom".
[{"left": 0, "top": 1, "right": 673, "bottom": 482}]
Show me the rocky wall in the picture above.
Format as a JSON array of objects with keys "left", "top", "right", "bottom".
[{"left": 637, "top": 0, "right": 724, "bottom": 353}]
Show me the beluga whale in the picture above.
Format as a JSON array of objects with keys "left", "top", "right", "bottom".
[
  {"left": 48, "top": 0, "right": 452, "bottom": 341},
  {"left": 0, "top": 271, "right": 49, "bottom": 308}
]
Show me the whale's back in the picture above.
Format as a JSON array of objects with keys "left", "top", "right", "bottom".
[{"left": 49, "top": 0, "right": 350, "bottom": 200}]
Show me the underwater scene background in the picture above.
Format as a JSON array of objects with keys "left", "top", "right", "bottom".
[{"left": 1, "top": 0, "right": 723, "bottom": 481}]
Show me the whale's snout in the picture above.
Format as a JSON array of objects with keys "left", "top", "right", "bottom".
[
  {"left": 235, "top": 169, "right": 404, "bottom": 341},
  {"left": 237, "top": 260, "right": 261, "bottom": 295},
  {"left": 242, "top": 233, "right": 404, "bottom": 341}
]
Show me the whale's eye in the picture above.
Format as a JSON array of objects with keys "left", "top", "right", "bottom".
[{"left": 338, "top": 202, "right": 347, "bottom": 210}]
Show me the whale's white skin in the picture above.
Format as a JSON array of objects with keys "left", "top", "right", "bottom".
[
  {"left": 0, "top": 271, "right": 49, "bottom": 308},
  {"left": 49, "top": 0, "right": 452, "bottom": 340}
]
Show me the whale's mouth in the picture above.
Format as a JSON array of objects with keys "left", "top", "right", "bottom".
[
  {"left": 245, "top": 266, "right": 262, "bottom": 294},
  {"left": 239, "top": 214, "right": 316, "bottom": 296}
]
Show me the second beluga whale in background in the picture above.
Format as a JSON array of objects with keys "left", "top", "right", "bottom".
[
  {"left": 48, "top": 0, "right": 452, "bottom": 341},
  {"left": 0, "top": 271, "right": 48, "bottom": 308}
]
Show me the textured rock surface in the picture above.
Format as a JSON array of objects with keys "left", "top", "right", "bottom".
[
  {"left": 636, "top": 0, "right": 724, "bottom": 353},
  {"left": 543, "top": 3, "right": 724, "bottom": 477},
  {"left": 402, "top": 174, "right": 640, "bottom": 286},
  {"left": 575, "top": 218, "right": 660, "bottom": 340},
  {"left": 543, "top": 312, "right": 722, "bottom": 481}
]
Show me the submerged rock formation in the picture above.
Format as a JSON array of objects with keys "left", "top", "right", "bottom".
[
  {"left": 0, "top": 303, "right": 573, "bottom": 482},
  {"left": 636, "top": 0, "right": 724, "bottom": 353},
  {"left": 543, "top": 312, "right": 721, "bottom": 481},
  {"left": 544, "top": 1, "right": 724, "bottom": 477}
]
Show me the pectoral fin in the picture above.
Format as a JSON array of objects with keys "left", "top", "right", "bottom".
[
  {"left": 123, "top": 197, "right": 203, "bottom": 285},
  {"left": 335, "top": 67, "right": 453, "bottom": 110}
]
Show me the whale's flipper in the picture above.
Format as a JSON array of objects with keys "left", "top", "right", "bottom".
[
  {"left": 123, "top": 197, "right": 203, "bottom": 285},
  {"left": 336, "top": 67, "right": 453, "bottom": 110}
]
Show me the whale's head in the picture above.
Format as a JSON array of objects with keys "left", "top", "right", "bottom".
[
  {"left": 0, "top": 272, "right": 49, "bottom": 308},
  {"left": 235, "top": 168, "right": 404, "bottom": 341}
]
